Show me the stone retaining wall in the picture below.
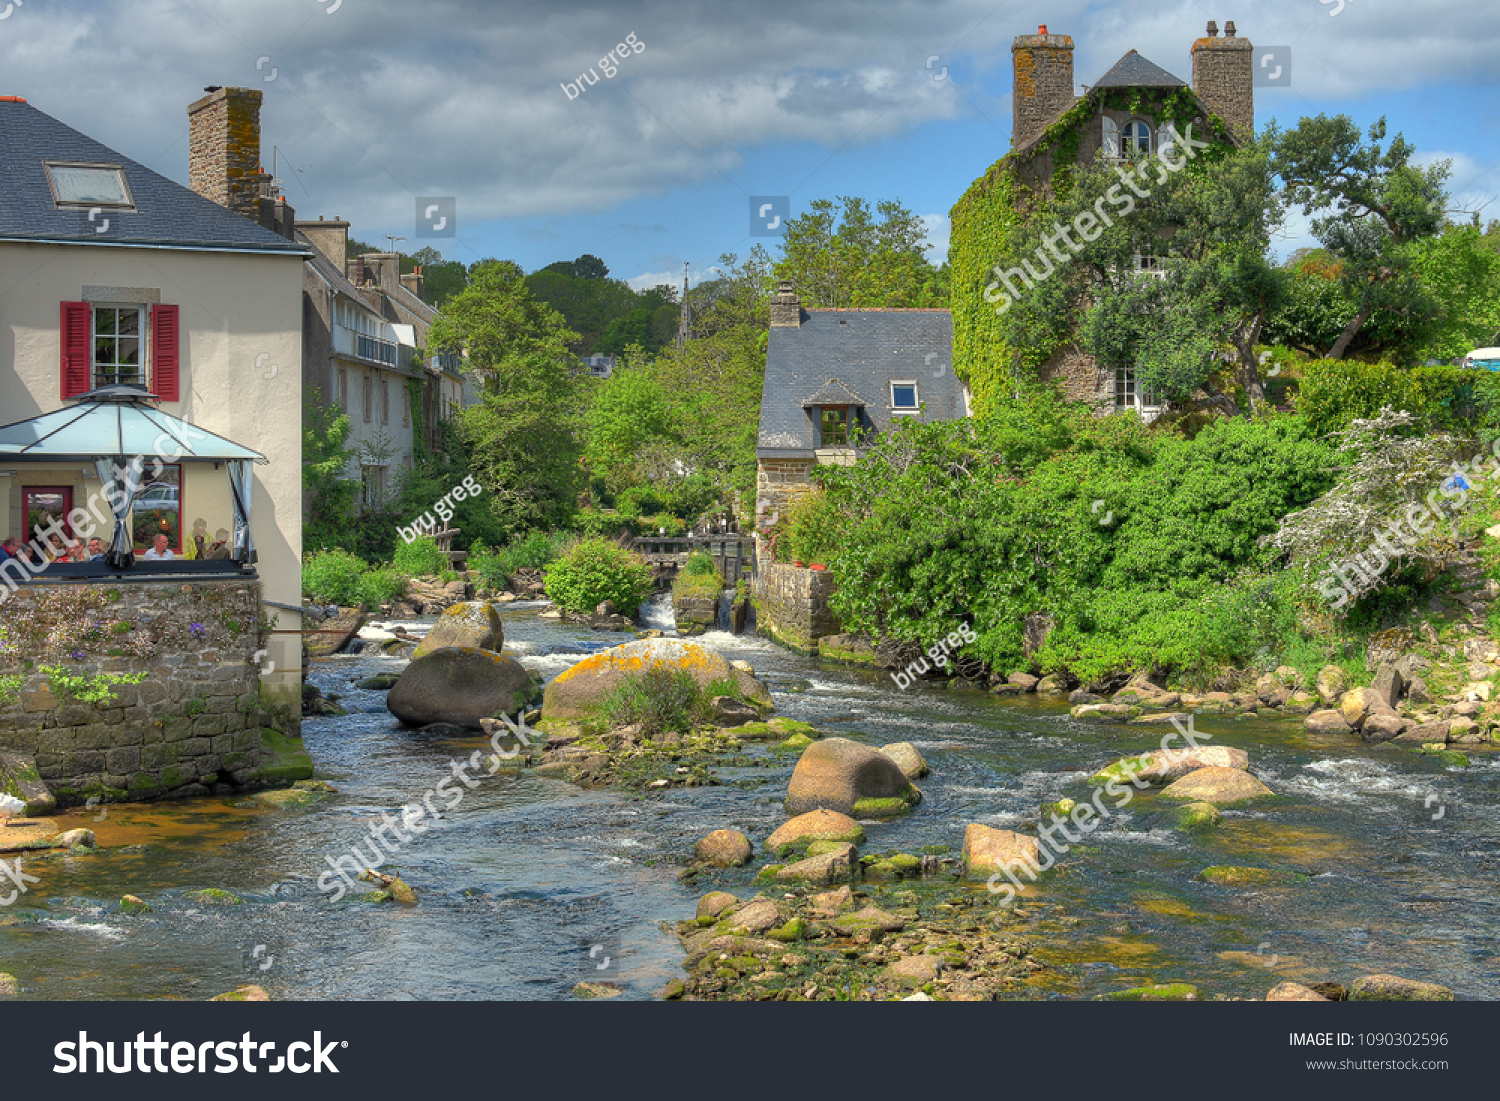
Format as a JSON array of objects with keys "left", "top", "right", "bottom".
[
  {"left": 755, "top": 563, "right": 840, "bottom": 654},
  {"left": 0, "top": 579, "right": 278, "bottom": 804}
]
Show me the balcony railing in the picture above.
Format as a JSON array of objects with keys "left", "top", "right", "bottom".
[{"left": 358, "top": 333, "right": 398, "bottom": 366}]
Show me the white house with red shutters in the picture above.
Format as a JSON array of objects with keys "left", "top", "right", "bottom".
[{"left": 0, "top": 94, "right": 306, "bottom": 699}]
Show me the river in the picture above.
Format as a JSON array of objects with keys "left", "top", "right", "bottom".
[{"left": 2, "top": 597, "right": 1496, "bottom": 1000}]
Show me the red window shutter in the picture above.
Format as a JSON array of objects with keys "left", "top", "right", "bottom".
[
  {"left": 59, "top": 301, "right": 91, "bottom": 398},
  {"left": 151, "top": 304, "right": 180, "bottom": 401}
]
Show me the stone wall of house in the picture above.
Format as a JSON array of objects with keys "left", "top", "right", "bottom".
[
  {"left": 755, "top": 457, "right": 816, "bottom": 524},
  {"left": 1191, "top": 33, "right": 1255, "bottom": 139},
  {"left": 756, "top": 563, "right": 840, "bottom": 654},
  {"left": 0, "top": 580, "right": 296, "bottom": 806},
  {"left": 1037, "top": 346, "right": 1111, "bottom": 408}
]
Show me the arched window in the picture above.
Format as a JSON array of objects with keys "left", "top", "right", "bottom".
[
  {"left": 1122, "top": 120, "right": 1151, "bottom": 156},
  {"left": 1102, "top": 117, "right": 1120, "bottom": 160}
]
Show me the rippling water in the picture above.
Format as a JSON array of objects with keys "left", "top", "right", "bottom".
[{"left": 2, "top": 602, "right": 1497, "bottom": 1000}]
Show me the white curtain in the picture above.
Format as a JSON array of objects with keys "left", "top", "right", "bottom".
[
  {"left": 1103, "top": 117, "right": 1120, "bottom": 160},
  {"left": 94, "top": 456, "right": 144, "bottom": 568}
]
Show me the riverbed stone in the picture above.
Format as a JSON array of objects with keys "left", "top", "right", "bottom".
[
  {"left": 1349, "top": 974, "right": 1455, "bottom": 1002},
  {"left": 1092, "top": 745, "right": 1249, "bottom": 787},
  {"left": 961, "top": 823, "right": 1041, "bottom": 881},
  {"left": 696, "top": 891, "right": 739, "bottom": 920},
  {"left": 726, "top": 899, "right": 781, "bottom": 934},
  {"left": 884, "top": 954, "right": 943, "bottom": 986},
  {"left": 775, "top": 842, "right": 857, "bottom": 883},
  {"left": 0, "top": 752, "right": 54, "bottom": 817},
  {"left": 1368, "top": 661, "right": 1406, "bottom": 709},
  {"left": 784, "top": 738, "right": 919, "bottom": 818},
  {"left": 695, "top": 829, "right": 753, "bottom": 867},
  {"left": 411, "top": 601, "right": 504, "bottom": 660},
  {"left": 387, "top": 647, "right": 537, "bottom": 729},
  {"left": 1035, "top": 674, "right": 1069, "bottom": 693},
  {"left": 878, "top": 742, "right": 929, "bottom": 779},
  {"left": 542, "top": 639, "right": 772, "bottom": 721},
  {"left": 1267, "top": 981, "right": 1329, "bottom": 1001},
  {"left": 1361, "top": 711, "right": 1409, "bottom": 742},
  {"left": 711, "top": 697, "right": 761, "bottom": 727},
  {"left": 1304, "top": 709, "right": 1353, "bottom": 736},
  {"left": 1159, "top": 766, "right": 1273, "bottom": 806},
  {"left": 765, "top": 809, "right": 865, "bottom": 855},
  {"left": 305, "top": 608, "right": 365, "bottom": 658},
  {"left": 210, "top": 985, "right": 270, "bottom": 1001},
  {"left": 1007, "top": 672, "right": 1040, "bottom": 692},
  {"left": 1070, "top": 703, "right": 1140, "bottom": 722}
]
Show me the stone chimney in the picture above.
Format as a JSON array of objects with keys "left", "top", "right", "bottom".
[
  {"left": 1011, "top": 25, "right": 1075, "bottom": 150},
  {"left": 296, "top": 215, "right": 350, "bottom": 267},
  {"left": 187, "top": 87, "right": 269, "bottom": 218},
  {"left": 1191, "top": 19, "right": 1254, "bottom": 138},
  {"left": 769, "top": 280, "right": 802, "bottom": 328},
  {"left": 400, "top": 267, "right": 424, "bottom": 300}
]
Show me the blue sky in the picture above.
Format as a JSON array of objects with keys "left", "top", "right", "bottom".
[{"left": 5, "top": 0, "right": 1498, "bottom": 292}]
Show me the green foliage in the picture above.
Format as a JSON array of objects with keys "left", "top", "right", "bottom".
[
  {"left": 673, "top": 551, "right": 723, "bottom": 602},
  {"left": 0, "top": 674, "right": 23, "bottom": 707},
  {"left": 391, "top": 536, "right": 449, "bottom": 578},
  {"left": 302, "top": 549, "right": 372, "bottom": 606},
  {"left": 302, "top": 391, "right": 358, "bottom": 554},
  {"left": 1292, "top": 360, "right": 1500, "bottom": 437},
  {"left": 526, "top": 256, "right": 679, "bottom": 356},
  {"left": 591, "top": 667, "right": 743, "bottom": 738},
  {"left": 469, "top": 531, "right": 563, "bottom": 588},
  {"left": 775, "top": 196, "right": 947, "bottom": 308},
  {"left": 781, "top": 488, "right": 841, "bottom": 565},
  {"left": 360, "top": 568, "right": 410, "bottom": 608},
  {"left": 543, "top": 537, "right": 656, "bottom": 616},
  {"left": 819, "top": 394, "right": 1339, "bottom": 682},
  {"left": 39, "top": 665, "right": 147, "bottom": 705}
]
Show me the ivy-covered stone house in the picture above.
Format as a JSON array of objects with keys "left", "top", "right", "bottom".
[{"left": 950, "top": 21, "right": 1253, "bottom": 417}]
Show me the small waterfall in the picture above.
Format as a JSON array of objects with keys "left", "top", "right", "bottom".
[
  {"left": 640, "top": 591, "right": 677, "bottom": 633},
  {"left": 717, "top": 588, "right": 735, "bottom": 633}
]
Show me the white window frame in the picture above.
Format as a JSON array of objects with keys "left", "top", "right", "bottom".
[
  {"left": 890, "top": 379, "right": 920, "bottom": 414},
  {"left": 44, "top": 161, "right": 135, "bottom": 210},
  {"left": 1114, "top": 365, "right": 1162, "bottom": 420},
  {"left": 1122, "top": 120, "right": 1152, "bottom": 157},
  {"left": 90, "top": 303, "right": 148, "bottom": 388}
]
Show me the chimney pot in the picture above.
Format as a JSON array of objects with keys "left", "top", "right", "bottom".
[
  {"left": 1038, "top": 23, "right": 1047, "bottom": 33},
  {"left": 1225, "top": 20, "right": 1237, "bottom": 36},
  {"left": 1206, "top": 20, "right": 1218, "bottom": 36}
]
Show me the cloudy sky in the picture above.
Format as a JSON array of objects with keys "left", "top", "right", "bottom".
[{"left": 5, "top": 0, "right": 1498, "bottom": 290}]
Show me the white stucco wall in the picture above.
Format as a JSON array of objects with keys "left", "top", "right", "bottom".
[{"left": 0, "top": 240, "right": 305, "bottom": 697}]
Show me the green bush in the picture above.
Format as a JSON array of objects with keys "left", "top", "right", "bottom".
[
  {"left": 543, "top": 537, "right": 656, "bottom": 616},
  {"left": 359, "top": 568, "right": 409, "bottom": 608},
  {"left": 302, "top": 549, "right": 371, "bottom": 605},
  {"left": 471, "top": 531, "right": 563, "bottom": 588},
  {"left": 391, "top": 536, "right": 450, "bottom": 578},
  {"left": 673, "top": 551, "right": 723, "bottom": 602},
  {"left": 591, "top": 667, "right": 744, "bottom": 738},
  {"left": 781, "top": 488, "right": 842, "bottom": 565},
  {"left": 682, "top": 550, "right": 718, "bottom": 577},
  {"left": 1293, "top": 360, "right": 1500, "bottom": 437}
]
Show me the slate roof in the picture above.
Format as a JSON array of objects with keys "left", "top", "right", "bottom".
[
  {"left": 0, "top": 98, "right": 306, "bottom": 253},
  {"left": 758, "top": 309, "right": 960, "bottom": 456},
  {"left": 1092, "top": 50, "right": 1188, "bottom": 89},
  {"left": 802, "top": 377, "right": 871, "bottom": 407}
]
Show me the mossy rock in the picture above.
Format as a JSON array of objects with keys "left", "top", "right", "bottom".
[
  {"left": 1412, "top": 744, "right": 1469, "bottom": 768},
  {"left": 766, "top": 917, "right": 807, "bottom": 942},
  {"left": 251, "top": 788, "right": 324, "bottom": 809},
  {"left": 735, "top": 718, "right": 822, "bottom": 742},
  {"left": 755, "top": 864, "right": 787, "bottom": 882},
  {"left": 119, "top": 894, "right": 151, "bottom": 915},
  {"left": 1040, "top": 798, "right": 1077, "bottom": 820},
  {"left": 773, "top": 733, "right": 815, "bottom": 755},
  {"left": 1088, "top": 754, "right": 1151, "bottom": 786},
  {"left": 1174, "top": 802, "right": 1222, "bottom": 832},
  {"left": 1100, "top": 982, "right": 1200, "bottom": 1001},
  {"left": 865, "top": 852, "right": 922, "bottom": 879},
  {"left": 258, "top": 727, "right": 315, "bottom": 785},
  {"left": 209, "top": 985, "right": 269, "bottom": 1002},
  {"left": 804, "top": 840, "right": 847, "bottom": 857},
  {"left": 851, "top": 795, "right": 917, "bottom": 818},
  {"left": 356, "top": 673, "right": 400, "bottom": 690},
  {"left": 1198, "top": 866, "right": 1305, "bottom": 887},
  {"left": 573, "top": 981, "right": 623, "bottom": 999},
  {"left": 191, "top": 888, "right": 243, "bottom": 906}
]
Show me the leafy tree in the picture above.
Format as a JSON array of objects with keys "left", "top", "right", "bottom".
[
  {"left": 1270, "top": 114, "right": 1451, "bottom": 359},
  {"left": 302, "top": 390, "right": 358, "bottom": 553},
  {"left": 585, "top": 365, "right": 678, "bottom": 488},
  {"left": 776, "top": 196, "right": 946, "bottom": 307},
  {"left": 428, "top": 261, "right": 587, "bottom": 535},
  {"left": 543, "top": 537, "right": 655, "bottom": 616},
  {"left": 1410, "top": 221, "right": 1500, "bottom": 360}
]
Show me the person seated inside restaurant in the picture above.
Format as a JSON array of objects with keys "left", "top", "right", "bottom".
[
  {"left": 64, "top": 540, "right": 86, "bottom": 562},
  {"left": 0, "top": 536, "right": 19, "bottom": 562},
  {"left": 44, "top": 536, "right": 66, "bottom": 562},
  {"left": 204, "top": 528, "right": 232, "bottom": 560},
  {"left": 87, "top": 538, "right": 107, "bottom": 562},
  {"left": 143, "top": 533, "right": 175, "bottom": 561}
]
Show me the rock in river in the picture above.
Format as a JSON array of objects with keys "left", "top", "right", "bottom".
[
  {"left": 784, "top": 737, "right": 920, "bottom": 818},
  {"left": 765, "top": 809, "right": 865, "bottom": 855},
  {"left": 411, "top": 601, "right": 505, "bottom": 660},
  {"left": 1159, "top": 766, "right": 1273, "bottom": 807},
  {"left": 694, "top": 829, "right": 753, "bottom": 867},
  {"left": 541, "top": 639, "right": 772, "bottom": 721},
  {"left": 387, "top": 647, "right": 537, "bottom": 729},
  {"left": 961, "top": 823, "right": 1041, "bottom": 881}
]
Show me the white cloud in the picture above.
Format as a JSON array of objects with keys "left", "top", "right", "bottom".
[{"left": 919, "top": 213, "right": 950, "bottom": 265}]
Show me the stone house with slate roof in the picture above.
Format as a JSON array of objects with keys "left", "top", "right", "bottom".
[
  {"left": 754, "top": 280, "right": 963, "bottom": 537},
  {"left": 961, "top": 21, "right": 1253, "bottom": 418}
]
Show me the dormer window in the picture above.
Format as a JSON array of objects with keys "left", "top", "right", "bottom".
[
  {"left": 44, "top": 162, "right": 135, "bottom": 209},
  {"left": 891, "top": 380, "right": 919, "bottom": 412},
  {"left": 820, "top": 407, "right": 850, "bottom": 447},
  {"left": 1121, "top": 121, "right": 1152, "bottom": 157}
]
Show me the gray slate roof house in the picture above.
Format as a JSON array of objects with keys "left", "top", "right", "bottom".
[
  {"left": 754, "top": 280, "right": 962, "bottom": 533},
  {"left": 0, "top": 96, "right": 305, "bottom": 253}
]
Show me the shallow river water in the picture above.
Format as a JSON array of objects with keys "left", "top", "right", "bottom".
[{"left": 3, "top": 599, "right": 1498, "bottom": 1000}]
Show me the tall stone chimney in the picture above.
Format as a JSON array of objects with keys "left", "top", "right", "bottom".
[
  {"left": 1191, "top": 20, "right": 1254, "bottom": 138},
  {"left": 769, "top": 280, "right": 802, "bottom": 328},
  {"left": 400, "top": 268, "right": 424, "bottom": 300},
  {"left": 1011, "top": 25, "right": 1075, "bottom": 150},
  {"left": 296, "top": 215, "right": 350, "bottom": 267},
  {"left": 187, "top": 87, "right": 269, "bottom": 218}
]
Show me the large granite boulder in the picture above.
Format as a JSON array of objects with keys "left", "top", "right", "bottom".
[
  {"left": 784, "top": 737, "right": 920, "bottom": 818},
  {"left": 387, "top": 647, "right": 537, "bottom": 729},
  {"left": 541, "top": 639, "right": 772, "bottom": 721},
  {"left": 1159, "top": 766, "right": 1273, "bottom": 807},
  {"left": 961, "top": 824, "right": 1041, "bottom": 881},
  {"left": 765, "top": 809, "right": 865, "bottom": 855},
  {"left": 1089, "top": 745, "right": 1249, "bottom": 787},
  {"left": 411, "top": 601, "right": 504, "bottom": 660}
]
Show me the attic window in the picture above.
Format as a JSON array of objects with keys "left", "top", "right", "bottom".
[
  {"left": 891, "top": 381, "right": 919, "bottom": 411},
  {"left": 1121, "top": 121, "right": 1152, "bottom": 157},
  {"left": 44, "top": 162, "right": 134, "bottom": 209}
]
